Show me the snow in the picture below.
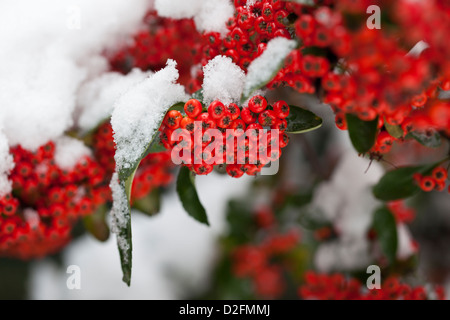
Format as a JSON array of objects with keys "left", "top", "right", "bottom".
[
  {"left": 202, "top": 56, "right": 246, "bottom": 106},
  {"left": 154, "top": 0, "right": 202, "bottom": 19},
  {"left": 309, "top": 152, "right": 385, "bottom": 272},
  {"left": 243, "top": 37, "right": 297, "bottom": 99},
  {"left": 155, "top": 0, "right": 234, "bottom": 35},
  {"left": 0, "top": 0, "right": 150, "bottom": 151},
  {"left": 77, "top": 69, "right": 150, "bottom": 133},
  {"left": 29, "top": 173, "right": 252, "bottom": 299},
  {"left": 0, "top": 130, "right": 14, "bottom": 197},
  {"left": 396, "top": 223, "right": 416, "bottom": 260},
  {"left": 54, "top": 136, "right": 92, "bottom": 171},
  {"left": 193, "top": 0, "right": 235, "bottom": 35},
  {"left": 111, "top": 59, "right": 188, "bottom": 174}
]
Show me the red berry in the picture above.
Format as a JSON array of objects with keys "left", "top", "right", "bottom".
[
  {"left": 271, "top": 118, "right": 287, "bottom": 132},
  {"left": 241, "top": 107, "right": 257, "bottom": 124},
  {"left": 193, "top": 163, "right": 213, "bottom": 175},
  {"left": 273, "top": 101, "right": 290, "bottom": 119},
  {"left": 432, "top": 167, "right": 448, "bottom": 182},
  {"left": 262, "top": 3, "right": 274, "bottom": 21},
  {"left": 226, "top": 164, "right": 244, "bottom": 178},
  {"left": 180, "top": 117, "right": 195, "bottom": 133},
  {"left": 248, "top": 95, "right": 268, "bottom": 114},
  {"left": 184, "top": 99, "right": 203, "bottom": 119},
  {"left": 208, "top": 100, "right": 226, "bottom": 120},
  {"left": 227, "top": 103, "right": 241, "bottom": 120},
  {"left": 217, "top": 113, "right": 233, "bottom": 128},
  {"left": 165, "top": 110, "right": 183, "bottom": 129},
  {"left": 258, "top": 110, "right": 277, "bottom": 127},
  {"left": 420, "top": 176, "right": 435, "bottom": 192}
]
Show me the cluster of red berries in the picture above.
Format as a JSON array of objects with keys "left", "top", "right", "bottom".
[
  {"left": 0, "top": 143, "right": 110, "bottom": 259},
  {"left": 299, "top": 272, "right": 445, "bottom": 300},
  {"left": 92, "top": 121, "right": 175, "bottom": 201},
  {"left": 109, "top": 10, "right": 202, "bottom": 89},
  {"left": 0, "top": 120, "right": 175, "bottom": 259},
  {"left": 413, "top": 166, "right": 449, "bottom": 193},
  {"left": 387, "top": 200, "right": 416, "bottom": 224},
  {"left": 200, "top": 0, "right": 294, "bottom": 71},
  {"left": 228, "top": 205, "right": 300, "bottom": 299},
  {"left": 232, "top": 228, "right": 300, "bottom": 299},
  {"left": 158, "top": 96, "right": 290, "bottom": 178}
]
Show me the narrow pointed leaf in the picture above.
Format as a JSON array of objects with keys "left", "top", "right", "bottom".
[
  {"left": 176, "top": 166, "right": 209, "bottom": 225},
  {"left": 346, "top": 114, "right": 378, "bottom": 153},
  {"left": 373, "top": 207, "right": 398, "bottom": 264}
]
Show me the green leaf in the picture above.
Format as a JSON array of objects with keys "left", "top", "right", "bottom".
[
  {"left": 83, "top": 204, "right": 110, "bottom": 242},
  {"left": 407, "top": 129, "right": 441, "bottom": 148},
  {"left": 346, "top": 114, "right": 378, "bottom": 153},
  {"left": 132, "top": 188, "right": 161, "bottom": 216},
  {"left": 241, "top": 40, "right": 298, "bottom": 103},
  {"left": 284, "top": 0, "right": 314, "bottom": 5},
  {"left": 113, "top": 101, "right": 184, "bottom": 286},
  {"left": 373, "top": 163, "right": 439, "bottom": 201},
  {"left": 384, "top": 122, "right": 404, "bottom": 139},
  {"left": 111, "top": 177, "right": 133, "bottom": 286},
  {"left": 176, "top": 166, "right": 209, "bottom": 225},
  {"left": 191, "top": 89, "right": 204, "bottom": 103},
  {"left": 285, "top": 105, "right": 323, "bottom": 134},
  {"left": 373, "top": 207, "right": 398, "bottom": 264},
  {"left": 169, "top": 102, "right": 185, "bottom": 113}
]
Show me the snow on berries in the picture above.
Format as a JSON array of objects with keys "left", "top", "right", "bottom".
[{"left": 158, "top": 96, "right": 290, "bottom": 178}]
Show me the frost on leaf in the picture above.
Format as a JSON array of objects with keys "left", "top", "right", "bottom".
[
  {"left": 111, "top": 59, "right": 188, "bottom": 177},
  {"left": 110, "top": 172, "right": 131, "bottom": 263},
  {"left": 242, "top": 37, "right": 297, "bottom": 102},
  {"left": 155, "top": 0, "right": 233, "bottom": 35},
  {"left": 202, "top": 56, "right": 246, "bottom": 106}
]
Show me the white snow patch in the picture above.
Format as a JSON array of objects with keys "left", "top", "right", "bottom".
[
  {"left": 111, "top": 60, "right": 188, "bottom": 173},
  {"left": 194, "top": 0, "right": 235, "bottom": 35},
  {"left": 54, "top": 136, "right": 92, "bottom": 171},
  {"left": 77, "top": 69, "right": 150, "bottom": 132},
  {"left": 202, "top": 56, "right": 246, "bottom": 106},
  {"left": 0, "top": 0, "right": 150, "bottom": 150},
  {"left": 155, "top": 0, "right": 234, "bottom": 35},
  {"left": 396, "top": 223, "right": 416, "bottom": 260},
  {"left": 243, "top": 37, "right": 297, "bottom": 99},
  {"left": 309, "top": 152, "right": 385, "bottom": 271}
]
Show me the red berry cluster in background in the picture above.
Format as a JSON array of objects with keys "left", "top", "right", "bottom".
[
  {"left": 201, "top": 0, "right": 294, "bottom": 71},
  {"left": 232, "top": 206, "right": 300, "bottom": 299},
  {"left": 0, "top": 121, "right": 175, "bottom": 259},
  {"left": 0, "top": 143, "right": 110, "bottom": 259},
  {"left": 299, "top": 271, "right": 445, "bottom": 300},
  {"left": 158, "top": 96, "right": 290, "bottom": 178},
  {"left": 109, "top": 10, "right": 202, "bottom": 90},
  {"left": 413, "top": 167, "right": 449, "bottom": 193}
]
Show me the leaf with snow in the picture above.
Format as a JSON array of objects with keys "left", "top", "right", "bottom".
[
  {"left": 109, "top": 60, "right": 188, "bottom": 285},
  {"left": 241, "top": 37, "right": 297, "bottom": 103}
]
